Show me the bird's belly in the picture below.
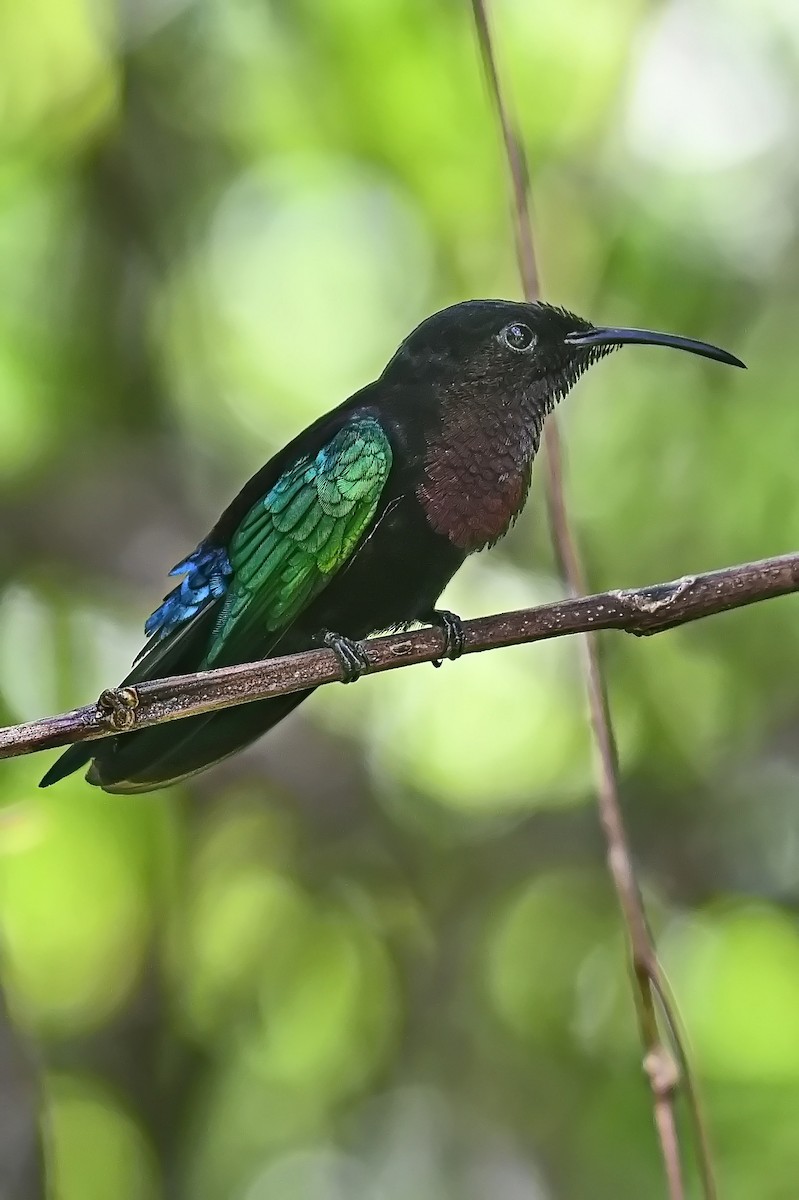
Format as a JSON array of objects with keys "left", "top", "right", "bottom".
[{"left": 300, "top": 499, "right": 465, "bottom": 640}]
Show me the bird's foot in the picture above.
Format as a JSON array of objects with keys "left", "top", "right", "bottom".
[
  {"left": 428, "top": 609, "right": 466, "bottom": 668},
  {"left": 323, "top": 630, "right": 370, "bottom": 684}
]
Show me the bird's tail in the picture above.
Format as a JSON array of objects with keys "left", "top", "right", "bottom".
[
  {"left": 38, "top": 602, "right": 317, "bottom": 793},
  {"left": 42, "top": 689, "right": 313, "bottom": 795},
  {"left": 39, "top": 742, "right": 96, "bottom": 788}
]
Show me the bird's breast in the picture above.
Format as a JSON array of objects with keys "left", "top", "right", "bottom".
[{"left": 416, "top": 414, "right": 536, "bottom": 553}]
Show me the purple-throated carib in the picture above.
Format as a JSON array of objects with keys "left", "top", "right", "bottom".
[{"left": 40, "top": 300, "right": 744, "bottom": 793}]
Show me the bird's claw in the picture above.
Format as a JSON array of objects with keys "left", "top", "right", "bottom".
[
  {"left": 323, "top": 631, "right": 370, "bottom": 684},
  {"left": 429, "top": 609, "right": 466, "bottom": 667}
]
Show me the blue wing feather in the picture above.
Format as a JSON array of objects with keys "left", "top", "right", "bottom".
[{"left": 144, "top": 542, "right": 233, "bottom": 641}]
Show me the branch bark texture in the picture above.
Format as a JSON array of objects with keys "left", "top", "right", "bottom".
[{"left": 1, "top": 553, "right": 797, "bottom": 761}]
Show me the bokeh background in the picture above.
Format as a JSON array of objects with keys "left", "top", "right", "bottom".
[{"left": 1, "top": 0, "right": 798, "bottom": 1197}]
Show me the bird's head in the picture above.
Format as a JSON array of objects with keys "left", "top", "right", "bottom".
[{"left": 385, "top": 299, "right": 744, "bottom": 414}]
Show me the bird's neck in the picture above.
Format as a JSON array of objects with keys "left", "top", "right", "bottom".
[{"left": 417, "top": 383, "right": 550, "bottom": 553}]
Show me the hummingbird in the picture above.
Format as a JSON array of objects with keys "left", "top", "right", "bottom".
[{"left": 40, "top": 300, "right": 744, "bottom": 794}]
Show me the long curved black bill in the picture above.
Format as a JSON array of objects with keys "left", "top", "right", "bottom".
[{"left": 565, "top": 326, "right": 746, "bottom": 369}]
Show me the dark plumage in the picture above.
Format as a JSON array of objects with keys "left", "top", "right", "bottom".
[{"left": 40, "top": 300, "right": 743, "bottom": 793}]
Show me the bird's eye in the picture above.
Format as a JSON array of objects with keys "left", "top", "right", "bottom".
[{"left": 502, "top": 322, "right": 535, "bottom": 352}]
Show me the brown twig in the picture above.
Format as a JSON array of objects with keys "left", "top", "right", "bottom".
[
  {"left": 469, "top": 3, "right": 719, "bottom": 1197},
  {"left": 1, "top": 553, "right": 797, "bottom": 761}
]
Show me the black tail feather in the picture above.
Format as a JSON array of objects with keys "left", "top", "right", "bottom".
[
  {"left": 82, "top": 690, "right": 313, "bottom": 794},
  {"left": 38, "top": 603, "right": 225, "bottom": 790},
  {"left": 39, "top": 741, "right": 101, "bottom": 788},
  {"left": 37, "top": 603, "right": 312, "bottom": 793}
]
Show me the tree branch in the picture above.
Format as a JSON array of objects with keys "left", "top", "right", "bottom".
[
  {"left": 469, "top": 3, "right": 730, "bottom": 1197},
  {"left": 2, "top": 553, "right": 797, "bottom": 762}
]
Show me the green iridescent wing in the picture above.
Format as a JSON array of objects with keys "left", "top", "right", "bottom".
[{"left": 203, "top": 416, "right": 392, "bottom": 666}]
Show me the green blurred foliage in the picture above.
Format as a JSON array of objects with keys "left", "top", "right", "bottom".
[{"left": 1, "top": 0, "right": 799, "bottom": 1196}]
